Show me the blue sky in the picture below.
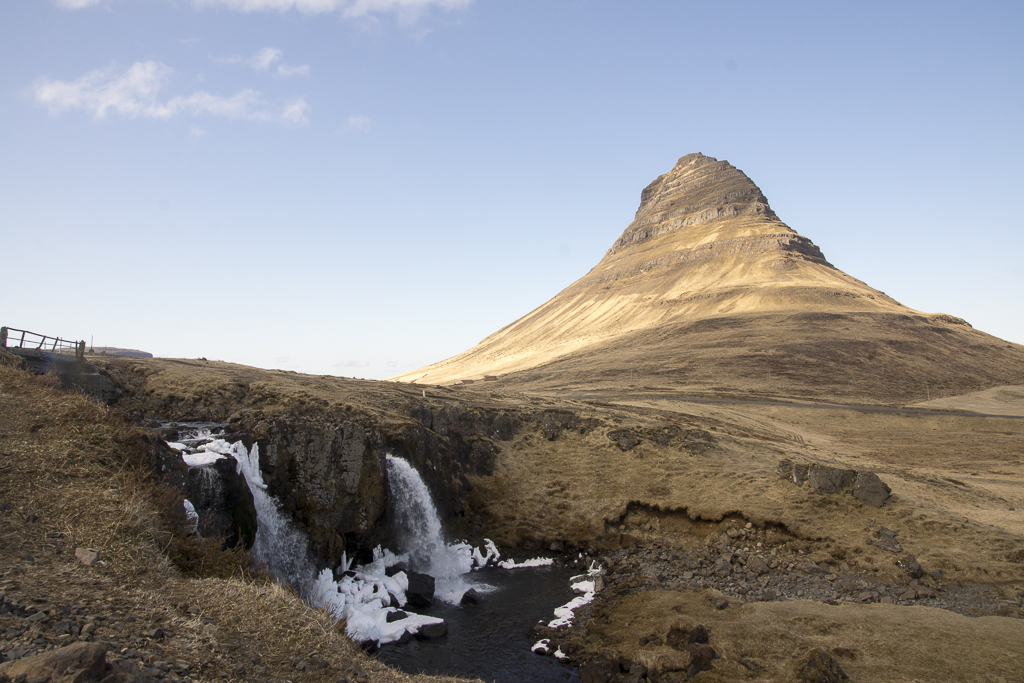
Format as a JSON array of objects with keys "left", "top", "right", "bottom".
[{"left": 2, "top": 0, "right": 1022, "bottom": 379}]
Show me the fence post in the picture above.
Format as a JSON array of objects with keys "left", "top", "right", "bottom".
[
  {"left": 77, "top": 341, "right": 85, "bottom": 359},
  {"left": 0, "top": 327, "right": 6, "bottom": 348}
]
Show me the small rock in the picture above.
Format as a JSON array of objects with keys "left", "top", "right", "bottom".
[
  {"left": 897, "top": 555, "right": 923, "bottom": 579},
  {"left": 638, "top": 633, "right": 663, "bottom": 647},
  {"left": 460, "top": 589, "right": 481, "bottom": 607},
  {"left": 797, "top": 647, "right": 849, "bottom": 682},
  {"left": 415, "top": 621, "right": 448, "bottom": 640},
  {"left": 579, "top": 656, "right": 617, "bottom": 683},
  {"left": 145, "top": 627, "right": 165, "bottom": 640},
  {"left": 686, "top": 643, "right": 718, "bottom": 679},
  {"left": 385, "top": 611, "right": 408, "bottom": 623},
  {"left": 746, "top": 556, "right": 770, "bottom": 575},
  {"left": 619, "top": 533, "right": 639, "bottom": 549},
  {"left": 74, "top": 549, "right": 99, "bottom": 567}
]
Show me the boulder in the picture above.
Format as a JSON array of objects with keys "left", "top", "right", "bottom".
[
  {"left": 807, "top": 465, "right": 856, "bottom": 494},
  {"left": 854, "top": 471, "right": 891, "bottom": 507},
  {"left": 406, "top": 572, "right": 436, "bottom": 609},
  {"left": 796, "top": 647, "right": 848, "bottom": 682},
  {"left": 579, "top": 655, "right": 619, "bottom": 683},
  {"left": 386, "top": 610, "right": 408, "bottom": 623},
  {"left": 686, "top": 643, "right": 718, "bottom": 679},
  {"left": 897, "top": 555, "right": 923, "bottom": 579},
  {"left": 460, "top": 588, "right": 482, "bottom": 607},
  {"left": 609, "top": 430, "right": 640, "bottom": 451},
  {"left": 415, "top": 621, "right": 448, "bottom": 640},
  {"left": 0, "top": 642, "right": 144, "bottom": 683}
]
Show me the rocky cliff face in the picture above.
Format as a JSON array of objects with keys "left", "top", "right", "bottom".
[
  {"left": 93, "top": 357, "right": 598, "bottom": 568},
  {"left": 611, "top": 153, "right": 783, "bottom": 253}
]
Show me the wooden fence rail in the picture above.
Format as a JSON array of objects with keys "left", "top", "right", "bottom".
[{"left": 1, "top": 326, "right": 85, "bottom": 359}]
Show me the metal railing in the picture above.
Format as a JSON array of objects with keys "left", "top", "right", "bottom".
[{"left": 1, "top": 326, "right": 85, "bottom": 359}]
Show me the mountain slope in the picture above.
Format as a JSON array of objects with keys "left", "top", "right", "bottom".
[{"left": 392, "top": 154, "right": 1024, "bottom": 403}]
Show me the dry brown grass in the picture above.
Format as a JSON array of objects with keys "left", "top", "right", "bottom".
[{"left": 573, "top": 590, "right": 1024, "bottom": 683}]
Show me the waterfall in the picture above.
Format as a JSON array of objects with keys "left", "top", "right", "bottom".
[
  {"left": 200, "top": 439, "right": 317, "bottom": 597},
  {"left": 173, "top": 432, "right": 507, "bottom": 644},
  {"left": 386, "top": 454, "right": 500, "bottom": 603}
]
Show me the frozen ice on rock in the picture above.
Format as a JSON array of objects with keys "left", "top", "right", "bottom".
[
  {"left": 532, "top": 639, "right": 551, "bottom": 655},
  {"left": 182, "top": 451, "right": 226, "bottom": 467},
  {"left": 473, "top": 539, "right": 501, "bottom": 567},
  {"left": 182, "top": 499, "right": 199, "bottom": 534},
  {"left": 498, "top": 557, "right": 555, "bottom": 569},
  {"left": 547, "top": 563, "right": 603, "bottom": 629}
]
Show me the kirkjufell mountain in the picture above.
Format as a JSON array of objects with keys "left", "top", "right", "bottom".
[{"left": 393, "top": 153, "right": 1024, "bottom": 403}]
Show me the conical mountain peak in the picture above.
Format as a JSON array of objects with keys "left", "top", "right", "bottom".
[{"left": 391, "top": 154, "right": 1024, "bottom": 402}]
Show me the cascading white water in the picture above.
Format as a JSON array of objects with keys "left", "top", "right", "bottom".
[
  {"left": 200, "top": 439, "right": 317, "bottom": 596},
  {"left": 386, "top": 455, "right": 497, "bottom": 602},
  {"left": 170, "top": 433, "right": 592, "bottom": 651}
]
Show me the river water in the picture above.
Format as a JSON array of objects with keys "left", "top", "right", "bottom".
[{"left": 376, "top": 563, "right": 582, "bottom": 683}]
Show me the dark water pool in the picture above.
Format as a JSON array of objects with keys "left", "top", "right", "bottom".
[{"left": 376, "top": 564, "right": 582, "bottom": 683}]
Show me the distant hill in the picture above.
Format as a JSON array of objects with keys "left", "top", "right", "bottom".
[
  {"left": 89, "top": 347, "right": 153, "bottom": 359},
  {"left": 391, "top": 153, "right": 1024, "bottom": 404}
]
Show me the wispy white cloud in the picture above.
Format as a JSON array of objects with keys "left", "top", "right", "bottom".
[
  {"left": 277, "top": 63, "right": 310, "bottom": 77},
  {"left": 282, "top": 97, "right": 310, "bottom": 124},
  {"left": 189, "top": 125, "right": 206, "bottom": 138},
  {"left": 55, "top": 0, "right": 474, "bottom": 17},
  {"left": 334, "top": 360, "right": 370, "bottom": 368},
  {"left": 53, "top": 0, "right": 105, "bottom": 7},
  {"left": 244, "top": 47, "right": 309, "bottom": 77},
  {"left": 194, "top": 0, "right": 472, "bottom": 18},
  {"left": 30, "top": 61, "right": 308, "bottom": 124},
  {"left": 345, "top": 114, "right": 372, "bottom": 131},
  {"left": 249, "top": 46, "right": 282, "bottom": 71}
]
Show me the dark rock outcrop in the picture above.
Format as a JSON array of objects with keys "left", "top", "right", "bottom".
[
  {"left": 778, "top": 460, "right": 891, "bottom": 506},
  {"left": 185, "top": 458, "right": 257, "bottom": 549},
  {"left": 406, "top": 572, "right": 436, "bottom": 609}
]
